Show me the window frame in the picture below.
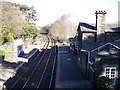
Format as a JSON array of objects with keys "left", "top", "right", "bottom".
[{"left": 104, "top": 66, "right": 117, "bottom": 85}]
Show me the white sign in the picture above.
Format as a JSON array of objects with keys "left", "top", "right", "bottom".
[{"left": 13, "top": 38, "right": 23, "bottom": 62}]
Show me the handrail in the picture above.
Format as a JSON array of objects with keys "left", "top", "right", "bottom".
[
  {"left": 0, "top": 41, "right": 12, "bottom": 47},
  {"left": 89, "top": 65, "right": 95, "bottom": 72}
]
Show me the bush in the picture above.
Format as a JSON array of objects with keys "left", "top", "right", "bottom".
[
  {"left": 0, "top": 35, "right": 4, "bottom": 45},
  {"left": 96, "top": 76, "right": 113, "bottom": 90},
  {"left": 23, "top": 22, "right": 39, "bottom": 39},
  {"left": 0, "top": 50, "right": 5, "bottom": 56},
  {"left": 6, "top": 33, "right": 14, "bottom": 42}
]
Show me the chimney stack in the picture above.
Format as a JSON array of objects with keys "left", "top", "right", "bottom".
[{"left": 95, "top": 10, "right": 106, "bottom": 35}]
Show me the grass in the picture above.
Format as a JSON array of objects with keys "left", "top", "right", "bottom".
[{"left": 0, "top": 50, "right": 5, "bottom": 56}]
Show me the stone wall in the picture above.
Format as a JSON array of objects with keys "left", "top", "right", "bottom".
[
  {"left": 0, "top": 42, "right": 14, "bottom": 62},
  {"left": 95, "top": 11, "right": 106, "bottom": 35},
  {"left": 0, "top": 38, "right": 24, "bottom": 62}
]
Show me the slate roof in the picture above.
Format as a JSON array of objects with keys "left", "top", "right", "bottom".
[
  {"left": 90, "top": 42, "right": 120, "bottom": 58},
  {"left": 70, "top": 22, "right": 120, "bottom": 51}
]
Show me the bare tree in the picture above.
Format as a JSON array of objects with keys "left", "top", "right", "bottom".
[
  {"left": 49, "top": 14, "right": 77, "bottom": 41},
  {"left": 1, "top": 1, "right": 25, "bottom": 40}
]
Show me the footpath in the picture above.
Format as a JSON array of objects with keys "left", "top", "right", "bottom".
[{"left": 55, "top": 45, "right": 92, "bottom": 89}]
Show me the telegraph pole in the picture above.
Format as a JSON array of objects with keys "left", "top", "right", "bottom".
[{"left": 77, "top": 23, "right": 82, "bottom": 60}]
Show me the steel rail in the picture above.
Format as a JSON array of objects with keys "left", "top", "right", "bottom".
[
  {"left": 49, "top": 46, "right": 57, "bottom": 88},
  {"left": 36, "top": 36, "right": 55, "bottom": 89},
  {"left": 10, "top": 35, "right": 49, "bottom": 89},
  {"left": 48, "top": 36, "right": 57, "bottom": 88},
  {"left": 21, "top": 35, "right": 53, "bottom": 89}
]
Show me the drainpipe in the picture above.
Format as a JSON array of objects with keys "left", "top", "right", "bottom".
[
  {"left": 81, "top": 50, "right": 93, "bottom": 76},
  {"left": 81, "top": 50, "right": 93, "bottom": 66},
  {"left": 81, "top": 50, "right": 95, "bottom": 89}
]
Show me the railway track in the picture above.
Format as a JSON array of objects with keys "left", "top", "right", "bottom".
[{"left": 4, "top": 35, "right": 57, "bottom": 89}]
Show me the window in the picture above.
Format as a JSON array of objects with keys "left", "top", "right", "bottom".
[
  {"left": 105, "top": 67, "right": 116, "bottom": 85},
  {"left": 105, "top": 68, "right": 110, "bottom": 78}
]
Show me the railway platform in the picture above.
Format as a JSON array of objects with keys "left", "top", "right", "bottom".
[
  {"left": 0, "top": 48, "right": 39, "bottom": 89},
  {"left": 55, "top": 45, "right": 92, "bottom": 89}
]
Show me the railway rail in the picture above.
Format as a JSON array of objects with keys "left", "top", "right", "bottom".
[{"left": 4, "top": 35, "right": 57, "bottom": 89}]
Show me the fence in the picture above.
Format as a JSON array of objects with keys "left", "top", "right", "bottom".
[{"left": 87, "top": 63, "right": 96, "bottom": 89}]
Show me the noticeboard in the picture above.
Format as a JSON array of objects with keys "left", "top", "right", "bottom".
[{"left": 13, "top": 38, "right": 23, "bottom": 61}]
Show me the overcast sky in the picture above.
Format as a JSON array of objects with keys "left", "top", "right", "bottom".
[{"left": 6, "top": 0, "right": 119, "bottom": 27}]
